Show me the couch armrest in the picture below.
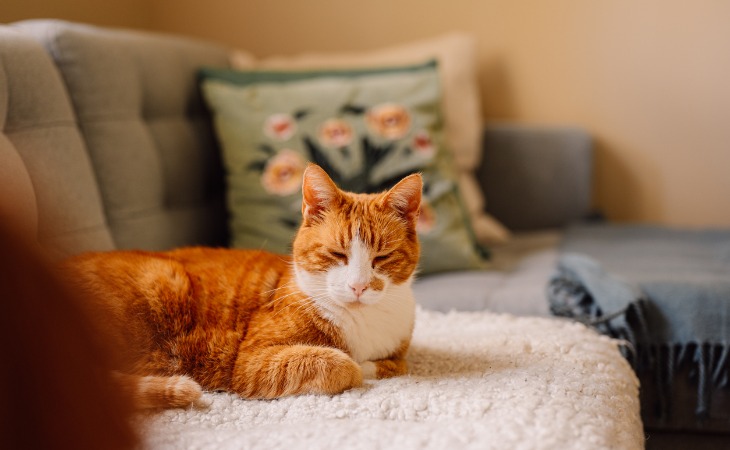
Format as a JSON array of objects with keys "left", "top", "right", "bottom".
[{"left": 477, "top": 123, "right": 593, "bottom": 230}]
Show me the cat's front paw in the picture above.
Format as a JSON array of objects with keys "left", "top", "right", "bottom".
[
  {"left": 233, "top": 345, "right": 363, "bottom": 398},
  {"left": 295, "top": 346, "right": 363, "bottom": 395}
]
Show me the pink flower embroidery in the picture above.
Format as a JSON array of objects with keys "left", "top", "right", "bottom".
[
  {"left": 264, "top": 113, "right": 297, "bottom": 141},
  {"left": 366, "top": 103, "right": 411, "bottom": 140},
  {"left": 318, "top": 119, "right": 354, "bottom": 148},
  {"left": 416, "top": 202, "right": 436, "bottom": 234},
  {"left": 261, "top": 150, "right": 306, "bottom": 196},
  {"left": 412, "top": 130, "right": 436, "bottom": 158}
]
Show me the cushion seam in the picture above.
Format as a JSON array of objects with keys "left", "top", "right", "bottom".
[
  {"left": 109, "top": 203, "right": 219, "bottom": 220},
  {"left": 44, "top": 221, "right": 111, "bottom": 238},
  {"left": 4, "top": 119, "right": 79, "bottom": 134}
]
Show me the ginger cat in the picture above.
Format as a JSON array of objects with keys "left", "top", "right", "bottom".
[{"left": 63, "top": 164, "right": 421, "bottom": 409}]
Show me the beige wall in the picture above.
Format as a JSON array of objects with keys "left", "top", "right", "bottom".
[
  {"left": 1, "top": 0, "right": 153, "bottom": 29},
  {"left": 4, "top": 0, "right": 730, "bottom": 227}
]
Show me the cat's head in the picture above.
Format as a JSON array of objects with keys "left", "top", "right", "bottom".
[{"left": 292, "top": 164, "right": 421, "bottom": 309}]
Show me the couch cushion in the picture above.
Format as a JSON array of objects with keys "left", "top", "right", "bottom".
[
  {"left": 0, "top": 26, "right": 114, "bottom": 257},
  {"left": 15, "top": 20, "right": 231, "bottom": 251},
  {"left": 413, "top": 231, "right": 560, "bottom": 315},
  {"left": 479, "top": 124, "right": 593, "bottom": 230}
]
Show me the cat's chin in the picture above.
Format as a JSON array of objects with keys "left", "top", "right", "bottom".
[
  {"left": 332, "top": 294, "right": 382, "bottom": 309},
  {"left": 344, "top": 300, "right": 367, "bottom": 310},
  {"left": 326, "top": 284, "right": 385, "bottom": 307}
]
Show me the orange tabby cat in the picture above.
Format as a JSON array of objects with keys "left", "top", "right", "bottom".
[{"left": 63, "top": 164, "right": 421, "bottom": 409}]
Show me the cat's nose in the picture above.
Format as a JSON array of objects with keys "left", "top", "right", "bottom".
[{"left": 349, "top": 282, "right": 368, "bottom": 298}]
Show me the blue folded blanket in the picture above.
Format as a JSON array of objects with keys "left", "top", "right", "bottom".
[{"left": 548, "top": 224, "right": 730, "bottom": 421}]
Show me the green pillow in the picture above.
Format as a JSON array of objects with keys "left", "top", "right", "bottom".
[{"left": 200, "top": 61, "right": 487, "bottom": 274}]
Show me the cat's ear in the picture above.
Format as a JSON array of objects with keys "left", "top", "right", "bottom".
[
  {"left": 385, "top": 173, "right": 422, "bottom": 226},
  {"left": 301, "top": 164, "right": 340, "bottom": 223}
]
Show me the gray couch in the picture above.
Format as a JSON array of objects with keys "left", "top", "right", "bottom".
[{"left": 1, "top": 20, "right": 230, "bottom": 258}]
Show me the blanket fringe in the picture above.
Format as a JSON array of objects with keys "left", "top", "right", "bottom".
[{"left": 548, "top": 276, "right": 730, "bottom": 423}]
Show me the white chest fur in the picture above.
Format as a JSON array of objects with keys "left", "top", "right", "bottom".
[
  {"left": 294, "top": 255, "right": 416, "bottom": 364},
  {"left": 334, "top": 283, "right": 416, "bottom": 363}
]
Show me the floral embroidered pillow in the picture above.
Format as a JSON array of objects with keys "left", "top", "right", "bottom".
[{"left": 200, "top": 61, "right": 487, "bottom": 274}]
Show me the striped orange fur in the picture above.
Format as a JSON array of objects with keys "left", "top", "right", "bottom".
[{"left": 62, "top": 164, "right": 421, "bottom": 409}]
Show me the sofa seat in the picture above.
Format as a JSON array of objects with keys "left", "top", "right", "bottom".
[{"left": 414, "top": 230, "right": 560, "bottom": 316}]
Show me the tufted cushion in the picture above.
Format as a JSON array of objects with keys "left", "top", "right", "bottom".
[
  {"left": 0, "top": 26, "right": 114, "bottom": 257},
  {"left": 16, "top": 20, "right": 231, "bottom": 251}
]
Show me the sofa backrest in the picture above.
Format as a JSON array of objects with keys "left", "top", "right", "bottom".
[
  {"left": 14, "top": 20, "right": 231, "bottom": 253},
  {"left": 0, "top": 26, "right": 115, "bottom": 258}
]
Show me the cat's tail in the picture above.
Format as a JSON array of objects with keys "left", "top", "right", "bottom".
[{"left": 112, "top": 373, "right": 209, "bottom": 410}]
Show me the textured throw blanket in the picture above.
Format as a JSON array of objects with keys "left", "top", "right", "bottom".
[
  {"left": 141, "top": 309, "right": 643, "bottom": 450},
  {"left": 548, "top": 224, "right": 730, "bottom": 421}
]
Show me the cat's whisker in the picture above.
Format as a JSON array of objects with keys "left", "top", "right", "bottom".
[
  {"left": 268, "top": 290, "right": 325, "bottom": 308},
  {"left": 259, "top": 281, "right": 298, "bottom": 296},
  {"left": 264, "top": 285, "right": 332, "bottom": 313},
  {"left": 262, "top": 285, "right": 309, "bottom": 304},
  {"left": 269, "top": 295, "right": 327, "bottom": 321},
  {"left": 285, "top": 301, "right": 320, "bottom": 319}
]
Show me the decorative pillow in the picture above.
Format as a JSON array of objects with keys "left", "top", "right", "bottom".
[
  {"left": 230, "top": 33, "right": 511, "bottom": 245},
  {"left": 200, "top": 61, "right": 488, "bottom": 274}
]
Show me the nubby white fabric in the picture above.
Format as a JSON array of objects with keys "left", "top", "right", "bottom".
[{"left": 142, "top": 309, "right": 644, "bottom": 450}]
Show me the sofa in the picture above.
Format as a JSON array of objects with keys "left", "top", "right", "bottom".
[{"left": 0, "top": 19, "right": 722, "bottom": 449}]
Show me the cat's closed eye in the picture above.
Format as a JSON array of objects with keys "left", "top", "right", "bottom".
[
  {"left": 372, "top": 254, "right": 391, "bottom": 267},
  {"left": 330, "top": 251, "right": 348, "bottom": 263}
]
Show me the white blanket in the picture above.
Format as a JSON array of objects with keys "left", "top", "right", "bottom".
[{"left": 141, "top": 309, "right": 644, "bottom": 450}]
